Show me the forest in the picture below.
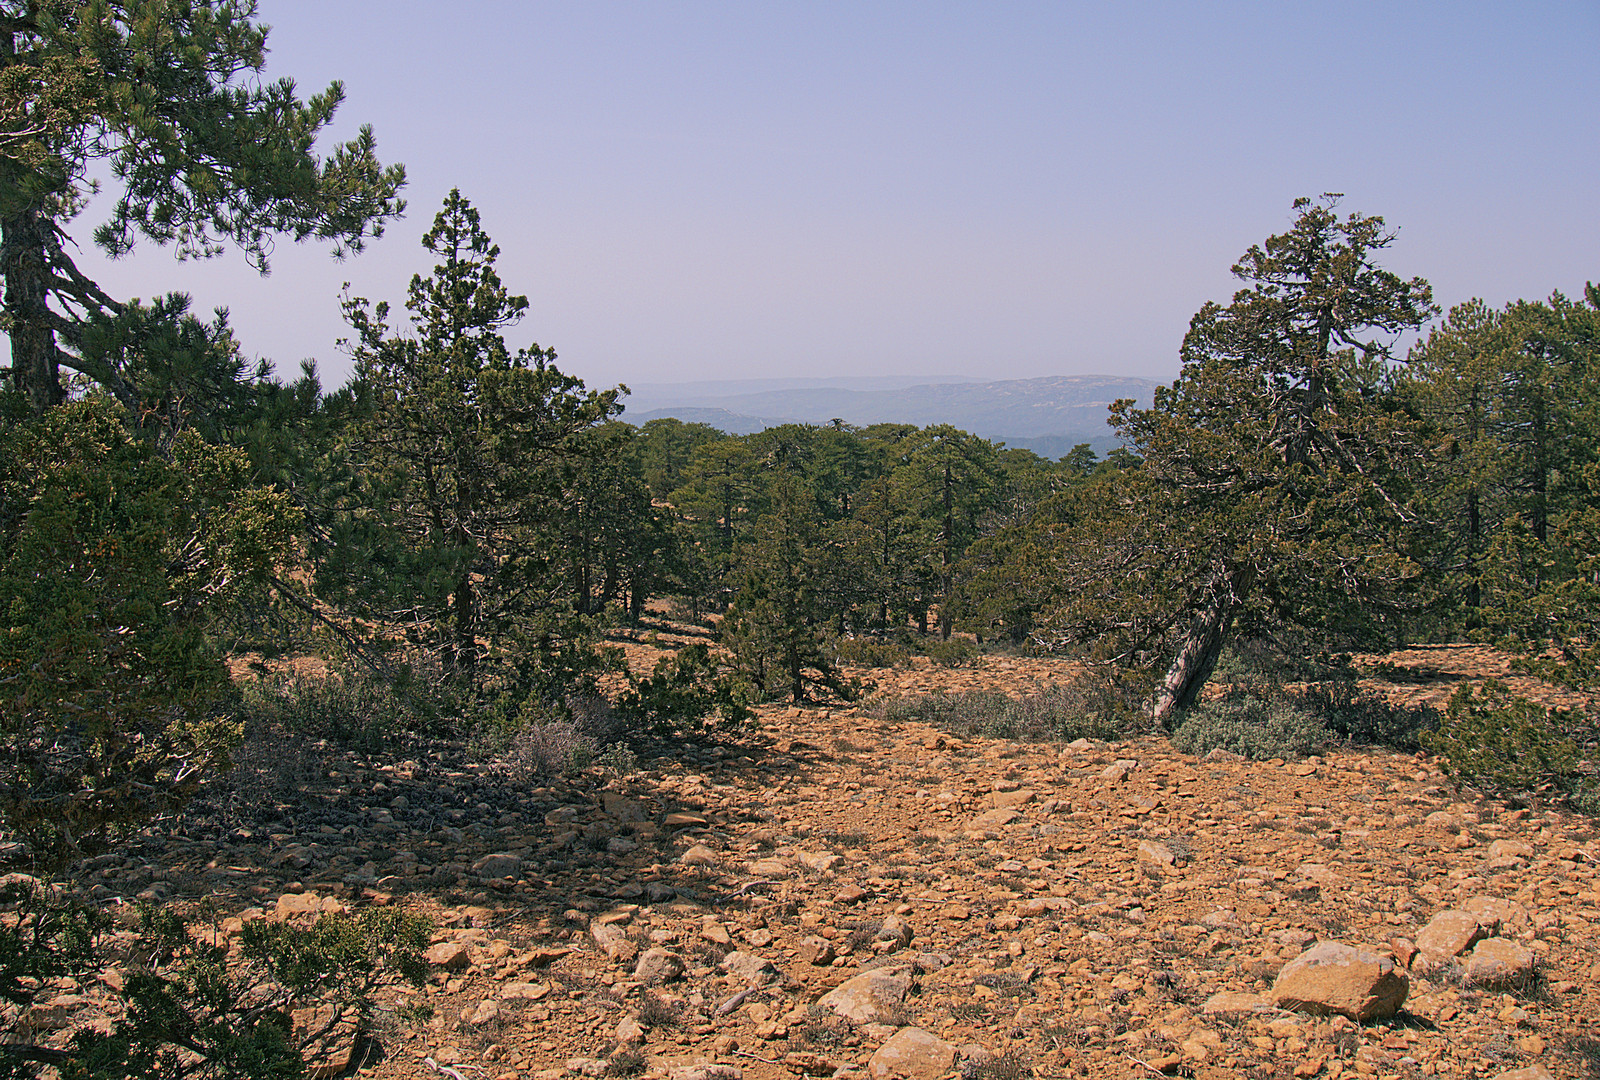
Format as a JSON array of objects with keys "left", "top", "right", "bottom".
[{"left": 0, "top": 3, "right": 1597, "bottom": 1077}]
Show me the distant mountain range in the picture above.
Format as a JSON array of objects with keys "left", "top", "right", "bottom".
[{"left": 618, "top": 374, "right": 1160, "bottom": 458}]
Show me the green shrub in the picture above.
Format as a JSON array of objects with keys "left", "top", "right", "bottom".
[
  {"left": 0, "top": 877, "right": 429, "bottom": 1079},
  {"left": 233, "top": 665, "right": 456, "bottom": 751},
  {"left": 926, "top": 637, "right": 978, "bottom": 668},
  {"left": 831, "top": 637, "right": 912, "bottom": 669},
  {"left": 0, "top": 401, "right": 299, "bottom": 869},
  {"left": 872, "top": 678, "right": 1143, "bottom": 743},
  {"left": 615, "top": 644, "right": 754, "bottom": 736},
  {"left": 1298, "top": 681, "right": 1439, "bottom": 751},
  {"left": 1170, "top": 693, "right": 1329, "bottom": 760},
  {"left": 1422, "top": 681, "right": 1583, "bottom": 795}
]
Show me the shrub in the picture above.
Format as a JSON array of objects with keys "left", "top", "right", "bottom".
[
  {"left": 831, "top": 637, "right": 912, "bottom": 669},
  {"left": 495, "top": 718, "right": 598, "bottom": 780},
  {"left": 1422, "top": 681, "right": 1583, "bottom": 795},
  {"left": 926, "top": 637, "right": 978, "bottom": 668},
  {"left": 872, "top": 677, "right": 1143, "bottom": 743},
  {"left": 0, "top": 400, "right": 299, "bottom": 869},
  {"left": 1299, "top": 681, "right": 1439, "bottom": 751},
  {"left": 614, "top": 644, "right": 754, "bottom": 736},
  {"left": 233, "top": 665, "right": 456, "bottom": 751},
  {"left": 1170, "top": 693, "right": 1329, "bottom": 760},
  {"left": 0, "top": 877, "right": 429, "bottom": 1078}
]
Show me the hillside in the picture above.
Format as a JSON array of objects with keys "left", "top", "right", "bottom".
[
  {"left": 46, "top": 645, "right": 1599, "bottom": 1080},
  {"left": 622, "top": 375, "right": 1160, "bottom": 457}
]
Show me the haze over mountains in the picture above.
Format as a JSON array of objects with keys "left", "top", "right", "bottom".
[{"left": 619, "top": 374, "right": 1159, "bottom": 458}]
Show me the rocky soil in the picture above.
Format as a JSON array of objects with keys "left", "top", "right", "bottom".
[{"left": 36, "top": 649, "right": 1600, "bottom": 1080}]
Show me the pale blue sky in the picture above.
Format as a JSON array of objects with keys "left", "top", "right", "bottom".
[{"left": 62, "top": 1, "right": 1600, "bottom": 394}]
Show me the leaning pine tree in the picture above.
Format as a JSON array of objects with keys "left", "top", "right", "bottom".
[{"left": 1041, "top": 195, "right": 1438, "bottom": 724}]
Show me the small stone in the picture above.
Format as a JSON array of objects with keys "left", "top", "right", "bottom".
[
  {"left": 679, "top": 844, "right": 719, "bottom": 866},
  {"left": 1271, "top": 941, "right": 1408, "bottom": 1021},
  {"left": 591, "top": 922, "right": 639, "bottom": 963},
  {"left": 834, "top": 884, "right": 868, "bottom": 905},
  {"left": 819, "top": 964, "right": 915, "bottom": 1024},
  {"left": 615, "top": 1015, "right": 646, "bottom": 1045},
  {"left": 868, "top": 1026, "right": 956, "bottom": 1080},
  {"left": 602, "top": 792, "right": 646, "bottom": 821},
  {"left": 425, "top": 942, "right": 470, "bottom": 971},
  {"left": 783, "top": 1051, "right": 836, "bottom": 1076},
  {"left": 875, "top": 914, "right": 914, "bottom": 949},
  {"left": 667, "top": 1068, "right": 742, "bottom": 1080},
  {"left": 468, "top": 999, "right": 501, "bottom": 1026},
  {"left": 720, "top": 950, "right": 780, "bottom": 987},
  {"left": 1416, "top": 910, "right": 1492, "bottom": 959},
  {"left": 634, "top": 947, "right": 685, "bottom": 983},
  {"left": 663, "top": 812, "right": 708, "bottom": 828},
  {"left": 471, "top": 852, "right": 522, "bottom": 879},
  {"left": 1138, "top": 840, "right": 1177, "bottom": 867},
  {"left": 499, "top": 982, "right": 548, "bottom": 1001},
  {"left": 965, "top": 808, "right": 1021, "bottom": 832},
  {"left": 1201, "top": 991, "right": 1269, "bottom": 1017},
  {"left": 1463, "top": 938, "right": 1536, "bottom": 989},
  {"left": 1100, "top": 762, "right": 1133, "bottom": 784},
  {"left": 799, "top": 935, "right": 836, "bottom": 965},
  {"left": 1492, "top": 1068, "right": 1554, "bottom": 1080},
  {"left": 798, "top": 850, "right": 843, "bottom": 873}
]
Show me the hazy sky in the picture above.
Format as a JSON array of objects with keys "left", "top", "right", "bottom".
[{"left": 59, "top": 1, "right": 1600, "bottom": 394}]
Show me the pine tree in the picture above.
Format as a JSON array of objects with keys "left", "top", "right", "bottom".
[
  {"left": 0, "top": 0, "right": 405, "bottom": 413},
  {"left": 1042, "top": 196, "right": 1437, "bottom": 724},
  {"left": 332, "top": 190, "right": 618, "bottom": 689}
]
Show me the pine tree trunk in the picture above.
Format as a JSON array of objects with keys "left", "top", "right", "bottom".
[
  {"left": 2, "top": 205, "right": 64, "bottom": 413},
  {"left": 1149, "top": 566, "right": 1250, "bottom": 727}
]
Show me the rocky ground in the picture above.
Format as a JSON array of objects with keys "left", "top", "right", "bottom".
[{"left": 32, "top": 648, "right": 1600, "bottom": 1080}]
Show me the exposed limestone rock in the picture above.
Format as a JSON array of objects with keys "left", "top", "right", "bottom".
[
  {"left": 867, "top": 1026, "right": 957, "bottom": 1080},
  {"left": 1271, "top": 942, "right": 1408, "bottom": 1021},
  {"left": 819, "top": 964, "right": 915, "bottom": 1024}
]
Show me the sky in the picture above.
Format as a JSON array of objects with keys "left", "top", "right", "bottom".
[{"left": 56, "top": 1, "right": 1600, "bottom": 395}]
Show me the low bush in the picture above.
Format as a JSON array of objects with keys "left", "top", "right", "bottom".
[
  {"left": 1421, "top": 681, "right": 1584, "bottom": 795},
  {"left": 1299, "top": 681, "right": 1439, "bottom": 751},
  {"left": 0, "top": 877, "right": 429, "bottom": 1079},
  {"left": 614, "top": 643, "right": 754, "bottom": 737},
  {"left": 1170, "top": 692, "right": 1330, "bottom": 760},
  {"left": 831, "top": 637, "right": 913, "bottom": 669},
  {"left": 493, "top": 715, "right": 600, "bottom": 780},
  {"left": 232, "top": 665, "right": 457, "bottom": 751},
  {"left": 926, "top": 637, "right": 978, "bottom": 668},
  {"left": 872, "top": 677, "right": 1144, "bottom": 743}
]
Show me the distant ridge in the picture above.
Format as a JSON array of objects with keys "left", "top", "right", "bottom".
[{"left": 620, "top": 374, "right": 1158, "bottom": 457}]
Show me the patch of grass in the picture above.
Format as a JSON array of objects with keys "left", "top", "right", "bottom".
[
  {"left": 233, "top": 666, "right": 458, "bottom": 751},
  {"left": 927, "top": 638, "right": 978, "bottom": 668},
  {"left": 962, "top": 1050, "right": 1032, "bottom": 1080},
  {"left": 636, "top": 993, "right": 682, "bottom": 1028},
  {"left": 608, "top": 1048, "right": 647, "bottom": 1076}
]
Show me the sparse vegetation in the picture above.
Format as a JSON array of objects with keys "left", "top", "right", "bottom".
[
  {"left": 871, "top": 677, "right": 1145, "bottom": 743},
  {"left": 1170, "top": 693, "right": 1330, "bottom": 760}
]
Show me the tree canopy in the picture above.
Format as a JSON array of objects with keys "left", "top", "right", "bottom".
[{"left": 0, "top": 0, "right": 406, "bottom": 413}]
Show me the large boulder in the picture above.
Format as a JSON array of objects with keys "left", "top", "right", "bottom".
[{"left": 1271, "top": 941, "right": 1408, "bottom": 1021}]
